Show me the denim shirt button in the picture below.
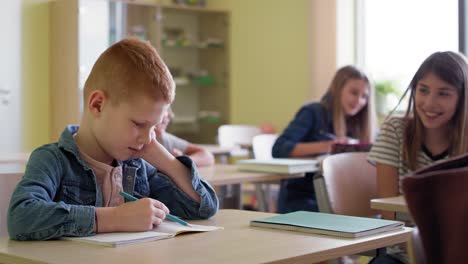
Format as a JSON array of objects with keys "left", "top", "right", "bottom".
[{"left": 127, "top": 175, "right": 132, "bottom": 181}]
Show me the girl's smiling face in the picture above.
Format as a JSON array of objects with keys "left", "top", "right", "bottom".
[
  {"left": 340, "top": 79, "right": 370, "bottom": 116},
  {"left": 415, "top": 72, "right": 459, "bottom": 131}
]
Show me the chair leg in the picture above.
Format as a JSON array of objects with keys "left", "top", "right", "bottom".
[{"left": 255, "top": 183, "right": 269, "bottom": 212}]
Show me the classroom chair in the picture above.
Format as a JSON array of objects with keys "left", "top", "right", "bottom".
[
  {"left": 252, "top": 134, "right": 278, "bottom": 160},
  {"left": 313, "top": 152, "right": 383, "bottom": 263},
  {"left": 217, "top": 125, "right": 261, "bottom": 209},
  {"left": 313, "top": 152, "right": 378, "bottom": 217},
  {"left": 0, "top": 172, "right": 23, "bottom": 237},
  {"left": 217, "top": 124, "right": 261, "bottom": 155},
  {"left": 316, "top": 153, "right": 422, "bottom": 263},
  {"left": 252, "top": 134, "right": 279, "bottom": 212}
]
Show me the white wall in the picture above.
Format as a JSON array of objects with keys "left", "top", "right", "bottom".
[{"left": 0, "top": 1, "right": 22, "bottom": 153}]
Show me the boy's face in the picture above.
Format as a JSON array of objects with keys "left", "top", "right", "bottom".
[{"left": 93, "top": 92, "right": 168, "bottom": 163}]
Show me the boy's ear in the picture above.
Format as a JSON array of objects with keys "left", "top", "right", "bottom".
[{"left": 88, "top": 90, "right": 107, "bottom": 116}]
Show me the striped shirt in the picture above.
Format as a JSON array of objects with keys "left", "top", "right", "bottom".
[{"left": 368, "top": 117, "right": 449, "bottom": 193}]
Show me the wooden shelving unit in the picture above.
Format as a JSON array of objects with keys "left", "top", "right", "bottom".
[{"left": 50, "top": 0, "right": 230, "bottom": 143}]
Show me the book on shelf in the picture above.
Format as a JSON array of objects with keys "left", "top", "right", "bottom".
[
  {"left": 236, "top": 158, "right": 319, "bottom": 174},
  {"left": 62, "top": 221, "right": 221, "bottom": 247},
  {"left": 250, "top": 211, "right": 404, "bottom": 238}
]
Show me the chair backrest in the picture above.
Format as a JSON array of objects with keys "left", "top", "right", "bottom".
[
  {"left": 0, "top": 172, "right": 23, "bottom": 237},
  {"left": 314, "top": 152, "right": 378, "bottom": 217},
  {"left": 217, "top": 125, "right": 262, "bottom": 148},
  {"left": 402, "top": 154, "right": 468, "bottom": 264},
  {"left": 252, "top": 134, "right": 278, "bottom": 160}
]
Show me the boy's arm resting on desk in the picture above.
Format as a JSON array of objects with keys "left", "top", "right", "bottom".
[
  {"left": 7, "top": 148, "right": 96, "bottom": 240},
  {"left": 161, "top": 132, "right": 214, "bottom": 167},
  {"left": 145, "top": 156, "right": 219, "bottom": 219},
  {"left": 142, "top": 140, "right": 202, "bottom": 202}
]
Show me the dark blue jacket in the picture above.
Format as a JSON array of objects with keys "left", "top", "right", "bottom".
[{"left": 272, "top": 102, "right": 333, "bottom": 213}]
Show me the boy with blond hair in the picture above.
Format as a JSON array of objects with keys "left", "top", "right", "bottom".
[{"left": 8, "top": 37, "right": 218, "bottom": 240}]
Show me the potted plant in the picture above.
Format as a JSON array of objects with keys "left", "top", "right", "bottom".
[{"left": 374, "top": 80, "right": 400, "bottom": 114}]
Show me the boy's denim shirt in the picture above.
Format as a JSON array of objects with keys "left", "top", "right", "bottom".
[{"left": 8, "top": 125, "right": 219, "bottom": 241}]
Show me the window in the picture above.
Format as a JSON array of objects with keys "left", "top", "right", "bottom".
[{"left": 357, "top": 0, "right": 459, "bottom": 113}]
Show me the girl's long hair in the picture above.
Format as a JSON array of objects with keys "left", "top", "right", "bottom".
[
  {"left": 320, "top": 65, "right": 376, "bottom": 142},
  {"left": 400, "top": 51, "right": 468, "bottom": 170}
]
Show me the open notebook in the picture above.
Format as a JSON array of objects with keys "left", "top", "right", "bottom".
[
  {"left": 250, "top": 211, "right": 403, "bottom": 238},
  {"left": 63, "top": 221, "right": 222, "bottom": 247}
]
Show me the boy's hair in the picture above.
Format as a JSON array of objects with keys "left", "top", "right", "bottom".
[
  {"left": 320, "top": 65, "right": 376, "bottom": 142},
  {"left": 83, "top": 37, "right": 175, "bottom": 106},
  {"left": 402, "top": 51, "right": 468, "bottom": 170}
]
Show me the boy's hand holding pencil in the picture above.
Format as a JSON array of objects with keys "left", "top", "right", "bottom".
[{"left": 95, "top": 195, "right": 170, "bottom": 233}]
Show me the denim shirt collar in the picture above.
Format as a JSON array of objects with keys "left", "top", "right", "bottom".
[{"left": 57, "top": 125, "right": 92, "bottom": 171}]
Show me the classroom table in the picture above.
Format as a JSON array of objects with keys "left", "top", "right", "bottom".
[
  {"left": 198, "top": 164, "right": 316, "bottom": 211},
  {"left": 370, "top": 196, "right": 408, "bottom": 213},
  {"left": 0, "top": 209, "right": 413, "bottom": 264},
  {"left": 198, "top": 164, "right": 308, "bottom": 186},
  {"left": 0, "top": 153, "right": 29, "bottom": 173},
  {"left": 0, "top": 152, "right": 29, "bottom": 164},
  {"left": 198, "top": 144, "right": 233, "bottom": 156}
]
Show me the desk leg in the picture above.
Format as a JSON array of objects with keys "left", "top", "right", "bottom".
[
  {"left": 255, "top": 183, "right": 269, "bottom": 212},
  {"left": 407, "top": 241, "right": 415, "bottom": 264},
  {"left": 217, "top": 184, "right": 242, "bottom": 209}
]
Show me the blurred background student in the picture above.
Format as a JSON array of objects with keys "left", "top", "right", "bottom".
[
  {"left": 272, "top": 65, "right": 377, "bottom": 213},
  {"left": 156, "top": 107, "right": 215, "bottom": 167}
]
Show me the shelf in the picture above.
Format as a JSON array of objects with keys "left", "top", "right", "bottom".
[
  {"left": 162, "top": 43, "right": 224, "bottom": 49},
  {"left": 172, "top": 116, "right": 198, "bottom": 124},
  {"left": 50, "top": 0, "right": 229, "bottom": 143},
  {"left": 174, "top": 77, "right": 190, "bottom": 86}
]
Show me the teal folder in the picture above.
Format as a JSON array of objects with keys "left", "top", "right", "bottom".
[{"left": 250, "top": 211, "right": 404, "bottom": 238}]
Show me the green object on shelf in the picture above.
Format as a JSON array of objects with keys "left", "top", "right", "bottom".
[
  {"left": 195, "top": 75, "right": 214, "bottom": 86},
  {"left": 200, "top": 116, "right": 220, "bottom": 123}
]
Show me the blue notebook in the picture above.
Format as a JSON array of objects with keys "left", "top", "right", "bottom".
[{"left": 250, "top": 211, "right": 403, "bottom": 238}]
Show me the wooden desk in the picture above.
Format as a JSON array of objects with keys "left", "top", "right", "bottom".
[
  {"left": 0, "top": 152, "right": 29, "bottom": 174},
  {"left": 198, "top": 144, "right": 233, "bottom": 156},
  {"left": 0, "top": 153, "right": 29, "bottom": 164},
  {"left": 0, "top": 210, "right": 412, "bottom": 264},
  {"left": 199, "top": 164, "right": 306, "bottom": 186},
  {"left": 371, "top": 196, "right": 408, "bottom": 213},
  {"left": 0, "top": 171, "right": 24, "bottom": 237},
  {"left": 199, "top": 164, "right": 308, "bottom": 211}
]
